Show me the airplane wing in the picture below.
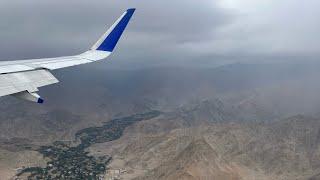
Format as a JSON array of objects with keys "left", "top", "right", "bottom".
[{"left": 0, "top": 8, "right": 135, "bottom": 103}]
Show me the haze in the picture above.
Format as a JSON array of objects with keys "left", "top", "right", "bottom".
[{"left": 1, "top": 1, "right": 320, "bottom": 180}]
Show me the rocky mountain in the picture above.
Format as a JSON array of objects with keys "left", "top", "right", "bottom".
[
  {"left": 137, "top": 138, "right": 241, "bottom": 180},
  {"left": 1, "top": 62, "right": 320, "bottom": 179},
  {"left": 88, "top": 111, "right": 320, "bottom": 180}
]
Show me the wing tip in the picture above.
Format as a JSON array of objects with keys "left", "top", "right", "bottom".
[
  {"left": 37, "top": 98, "right": 44, "bottom": 104},
  {"left": 127, "top": 8, "right": 136, "bottom": 13},
  {"left": 93, "top": 8, "right": 136, "bottom": 52}
]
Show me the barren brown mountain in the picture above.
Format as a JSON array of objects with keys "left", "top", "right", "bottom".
[{"left": 1, "top": 63, "right": 320, "bottom": 179}]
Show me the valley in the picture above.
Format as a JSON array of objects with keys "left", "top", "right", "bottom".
[{"left": 15, "top": 111, "right": 161, "bottom": 179}]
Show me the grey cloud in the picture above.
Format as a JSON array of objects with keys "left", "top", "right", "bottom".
[
  {"left": 0, "top": 0, "right": 319, "bottom": 68},
  {"left": 0, "top": 0, "right": 232, "bottom": 67}
]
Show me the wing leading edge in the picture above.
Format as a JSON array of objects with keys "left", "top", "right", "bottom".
[{"left": 0, "top": 8, "right": 135, "bottom": 103}]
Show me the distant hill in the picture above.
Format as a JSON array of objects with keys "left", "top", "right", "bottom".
[
  {"left": 2, "top": 61, "right": 320, "bottom": 144},
  {"left": 2, "top": 61, "right": 320, "bottom": 179}
]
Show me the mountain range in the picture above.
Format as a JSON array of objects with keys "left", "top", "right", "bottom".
[{"left": 1, "top": 61, "right": 320, "bottom": 179}]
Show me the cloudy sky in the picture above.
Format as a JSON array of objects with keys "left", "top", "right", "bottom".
[{"left": 0, "top": 0, "right": 319, "bottom": 68}]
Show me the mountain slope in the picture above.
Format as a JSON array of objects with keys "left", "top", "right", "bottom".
[{"left": 137, "top": 138, "right": 241, "bottom": 180}]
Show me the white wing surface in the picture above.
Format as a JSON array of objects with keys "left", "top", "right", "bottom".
[{"left": 0, "top": 8, "right": 135, "bottom": 103}]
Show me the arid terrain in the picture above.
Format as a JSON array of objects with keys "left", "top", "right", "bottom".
[
  {"left": 1, "top": 63, "right": 320, "bottom": 179},
  {"left": 89, "top": 105, "right": 320, "bottom": 180}
]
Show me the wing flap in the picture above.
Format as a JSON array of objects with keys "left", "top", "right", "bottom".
[{"left": 0, "top": 69, "right": 58, "bottom": 97}]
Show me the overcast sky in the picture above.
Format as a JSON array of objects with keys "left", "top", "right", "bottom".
[{"left": 0, "top": 0, "right": 319, "bottom": 68}]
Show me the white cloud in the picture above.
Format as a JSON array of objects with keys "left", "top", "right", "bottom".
[{"left": 214, "top": 0, "right": 320, "bottom": 54}]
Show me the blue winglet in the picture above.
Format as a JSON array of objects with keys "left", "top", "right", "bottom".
[{"left": 95, "top": 8, "right": 135, "bottom": 52}]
